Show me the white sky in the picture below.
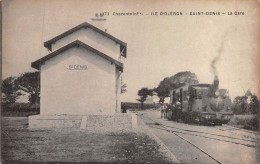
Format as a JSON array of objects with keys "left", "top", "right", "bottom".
[{"left": 2, "top": 0, "right": 259, "bottom": 102}]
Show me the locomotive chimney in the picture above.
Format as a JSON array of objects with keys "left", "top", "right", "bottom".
[{"left": 211, "top": 75, "right": 219, "bottom": 96}]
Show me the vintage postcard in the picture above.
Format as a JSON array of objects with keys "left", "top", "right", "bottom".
[{"left": 1, "top": 0, "right": 259, "bottom": 163}]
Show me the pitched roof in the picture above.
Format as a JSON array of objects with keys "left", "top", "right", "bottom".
[
  {"left": 44, "top": 22, "right": 127, "bottom": 57},
  {"left": 32, "top": 40, "right": 123, "bottom": 72}
]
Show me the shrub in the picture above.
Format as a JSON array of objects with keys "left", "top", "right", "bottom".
[
  {"left": 228, "top": 114, "right": 259, "bottom": 131},
  {"left": 2, "top": 103, "right": 40, "bottom": 117},
  {"left": 243, "top": 117, "right": 259, "bottom": 131}
]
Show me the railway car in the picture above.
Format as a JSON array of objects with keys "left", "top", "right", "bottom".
[{"left": 168, "top": 76, "right": 233, "bottom": 125}]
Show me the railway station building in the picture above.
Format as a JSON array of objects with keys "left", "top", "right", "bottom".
[{"left": 29, "top": 22, "right": 136, "bottom": 130}]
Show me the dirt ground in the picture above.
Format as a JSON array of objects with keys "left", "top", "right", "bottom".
[
  {"left": 1, "top": 117, "right": 173, "bottom": 163},
  {"left": 138, "top": 110, "right": 260, "bottom": 164}
]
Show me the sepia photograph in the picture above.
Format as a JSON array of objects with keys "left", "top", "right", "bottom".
[{"left": 1, "top": 0, "right": 260, "bottom": 163}]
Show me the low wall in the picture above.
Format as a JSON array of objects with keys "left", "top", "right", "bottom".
[{"left": 28, "top": 114, "right": 137, "bottom": 132}]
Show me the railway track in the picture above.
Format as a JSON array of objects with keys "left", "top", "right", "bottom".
[
  {"left": 139, "top": 114, "right": 259, "bottom": 164},
  {"left": 220, "top": 124, "right": 260, "bottom": 135}
]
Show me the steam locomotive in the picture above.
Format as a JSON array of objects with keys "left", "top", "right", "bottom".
[{"left": 168, "top": 76, "right": 233, "bottom": 125}]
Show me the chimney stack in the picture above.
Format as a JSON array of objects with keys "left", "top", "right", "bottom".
[{"left": 211, "top": 75, "right": 219, "bottom": 96}]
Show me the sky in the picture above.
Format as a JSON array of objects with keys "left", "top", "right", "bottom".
[{"left": 2, "top": 0, "right": 259, "bottom": 102}]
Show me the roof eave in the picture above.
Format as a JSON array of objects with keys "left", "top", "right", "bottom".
[
  {"left": 116, "top": 65, "right": 123, "bottom": 72},
  {"left": 31, "top": 61, "right": 40, "bottom": 70},
  {"left": 44, "top": 42, "right": 52, "bottom": 51}
]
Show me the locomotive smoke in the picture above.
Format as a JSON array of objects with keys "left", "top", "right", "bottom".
[
  {"left": 211, "top": 55, "right": 220, "bottom": 80},
  {"left": 211, "top": 40, "right": 225, "bottom": 79},
  {"left": 210, "top": 28, "right": 233, "bottom": 79},
  {"left": 210, "top": 32, "right": 228, "bottom": 95}
]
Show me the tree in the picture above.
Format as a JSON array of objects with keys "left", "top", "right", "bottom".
[
  {"left": 168, "top": 71, "right": 199, "bottom": 88},
  {"left": 121, "top": 78, "right": 127, "bottom": 94},
  {"left": 15, "top": 72, "right": 40, "bottom": 104},
  {"left": 137, "top": 88, "right": 153, "bottom": 110},
  {"left": 232, "top": 96, "right": 248, "bottom": 114},
  {"left": 154, "top": 71, "right": 199, "bottom": 103},
  {"left": 249, "top": 95, "right": 260, "bottom": 114},
  {"left": 2, "top": 77, "right": 22, "bottom": 103},
  {"left": 154, "top": 78, "right": 176, "bottom": 103}
]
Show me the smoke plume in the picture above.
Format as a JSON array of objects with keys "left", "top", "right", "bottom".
[
  {"left": 210, "top": 30, "right": 228, "bottom": 77},
  {"left": 211, "top": 54, "right": 221, "bottom": 77}
]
